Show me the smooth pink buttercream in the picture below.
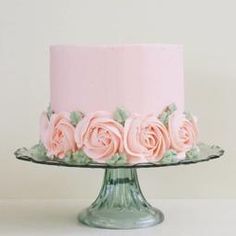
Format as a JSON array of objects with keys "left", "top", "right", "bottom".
[
  {"left": 50, "top": 44, "right": 184, "bottom": 114},
  {"left": 74, "top": 111, "right": 124, "bottom": 162}
]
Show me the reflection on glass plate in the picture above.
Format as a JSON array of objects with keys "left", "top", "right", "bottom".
[{"left": 14, "top": 143, "right": 224, "bottom": 169}]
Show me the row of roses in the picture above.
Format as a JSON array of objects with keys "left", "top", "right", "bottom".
[{"left": 39, "top": 105, "right": 199, "bottom": 164}]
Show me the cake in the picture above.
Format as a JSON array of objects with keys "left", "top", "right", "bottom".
[{"left": 39, "top": 44, "right": 199, "bottom": 165}]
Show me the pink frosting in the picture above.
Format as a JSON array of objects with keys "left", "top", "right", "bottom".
[
  {"left": 50, "top": 44, "right": 184, "bottom": 115},
  {"left": 39, "top": 105, "right": 199, "bottom": 163},
  {"left": 74, "top": 111, "right": 124, "bottom": 162},
  {"left": 124, "top": 114, "right": 170, "bottom": 163},
  {"left": 168, "top": 112, "right": 199, "bottom": 153},
  {"left": 40, "top": 112, "right": 77, "bottom": 158}
]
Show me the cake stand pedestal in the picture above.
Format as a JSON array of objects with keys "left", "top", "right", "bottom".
[
  {"left": 79, "top": 168, "right": 163, "bottom": 229},
  {"left": 14, "top": 143, "right": 224, "bottom": 229}
]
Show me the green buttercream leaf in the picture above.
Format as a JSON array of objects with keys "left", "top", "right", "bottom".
[
  {"left": 184, "top": 112, "right": 193, "bottom": 121},
  {"left": 30, "top": 143, "right": 48, "bottom": 161},
  {"left": 65, "top": 151, "right": 73, "bottom": 159},
  {"left": 159, "top": 150, "right": 177, "bottom": 164},
  {"left": 47, "top": 104, "right": 53, "bottom": 119},
  {"left": 113, "top": 107, "right": 129, "bottom": 125},
  {"left": 15, "top": 147, "right": 31, "bottom": 158},
  {"left": 63, "top": 156, "right": 70, "bottom": 162},
  {"left": 70, "top": 111, "right": 83, "bottom": 126},
  {"left": 63, "top": 150, "right": 93, "bottom": 165},
  {"left": 106, "top": 153, "right": 127, "bottom": 166},
  {"left": 167, "top": 103, "right": 177, "bottom": 113},
  {"left": 186, "top": 146, "right": 200, "bottom": 160},
  {"left": 159, "top": 111, "right": 168, "bottom": 124},
  {"left": 159, "top": 103, "right": 177, "bottom": 126}
]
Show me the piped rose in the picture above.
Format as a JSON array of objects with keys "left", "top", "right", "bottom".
[
  {"left": 74, "top": 111, "right": 124, "bottom": 162},
  {"left": 124, "top": 114, "right": 170, "bottom": 163},
  {"left": 40, "top": 112, "right": 77, "bottom": 159},
  {"left": 168, "top": 112, "right": 199, "bottom": 155}
]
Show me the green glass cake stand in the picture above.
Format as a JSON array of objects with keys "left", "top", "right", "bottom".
[{"left": 14, "top": 143, "right": 223, "bottom": 229}]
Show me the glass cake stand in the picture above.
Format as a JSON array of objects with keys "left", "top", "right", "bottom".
[{"left": 14, "top": 143, "right": 224, "bottom": 229}]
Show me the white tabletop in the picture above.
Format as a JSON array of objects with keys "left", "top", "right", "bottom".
[{"left": 0, "top": 199, "right": 235, "bottom": 236}]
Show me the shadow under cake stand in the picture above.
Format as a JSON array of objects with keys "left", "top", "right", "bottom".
[{"left": 14, "top": 143, "right": 224, "bottom": 229}]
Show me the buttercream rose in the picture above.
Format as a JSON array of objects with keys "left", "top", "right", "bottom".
[
  {"left": 74, "top": 111, "right": 124, "bottom": 162},
  {"left": 168, "top": 112, "right": 199, "bottom": 153},
  {"left": 124, "top": 114, "right": 170, "bottom": 163},
  {"left": 40, "top": 112, "right": 77, "bottom": 158}
]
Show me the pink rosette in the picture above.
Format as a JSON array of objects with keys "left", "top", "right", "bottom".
[
  {"left": 74, "top": 111, "right": 124, "bottom": 162},
  {"left": 168, "top": 112, "right": 199, "bottom": 154},
  {"left": 40, "top": 112, "right": 77, "bottom": 159},
  {"left": 124, "top": 114, "right": 170, "bottom": 163}
]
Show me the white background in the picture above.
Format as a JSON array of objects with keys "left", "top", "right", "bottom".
[{"left": 0, "top": 0, "right": 235, "bottom": 199}]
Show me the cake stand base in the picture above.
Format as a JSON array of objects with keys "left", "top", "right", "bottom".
[{"left": 78, "top": 168, "right": 164, "bottom": 229}]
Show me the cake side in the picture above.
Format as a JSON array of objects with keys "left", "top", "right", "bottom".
[
  {"left": 39, "top": 104, "right": 199, "bottom": 164},
  {"left": 37, "top": 44, "right": 198, "bottom": 165},
  {"left": 50, "top": 44, "right": 184, "bottom": 114}
]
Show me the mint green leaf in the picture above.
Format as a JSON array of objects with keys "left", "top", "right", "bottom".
[
  {"left": 63, "top": 150, "right": 93, "bottom": 165},
  {"left": 64, "top": 151, "right": 73, "bottom": 159},
  {"left": 113, "top": 107, "right": 129, "bottom": 125},
  {"left": 30, "top": 143, "right": 48, "bottom": 161},
  {"left": 159, "top": 150, "right": 177, "bottom": 164},
  {"left": 47, "top": 104, "right": 53, "bottom": 119},
  {"left": 15, "top": 147, "right": 31, "bottom": 158},
  {"left": 186, "top": 146, "right": 200, "bottom": 160},
  {"left": 63, "top": 156, "right": 72, "bottom": 163},
  {"left": 70, "top": 111, "right": 83, "bottom": 126},
  {"left": 106, "top": 153, "right": 127, "bottom": 166},
  {"left": 167, "top": 103, "right": 177, "bottom": 113},
  {"left": 159, "top": 111, "right": 168, "bottom": 124},
  {"left": 159, "top": 103, "right": 177, "bottom": 126},
  {"left": 184, "top": 112, "right": 193, "bottom": 122}
]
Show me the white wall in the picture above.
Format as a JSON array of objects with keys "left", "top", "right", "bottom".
[{"left": 0, "top": 0, "right": 235, "bottom": 199}]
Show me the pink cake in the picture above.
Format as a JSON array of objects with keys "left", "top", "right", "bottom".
[
  {"left": 50, "top": 44, "right": 184, "bottom": 114},
  {"left": 39, "top": 44, "right": 198, "bottom": 165}
]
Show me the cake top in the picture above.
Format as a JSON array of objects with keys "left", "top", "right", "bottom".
[{"left": 50, "top": 43, "right": 183, "bottom": 49}]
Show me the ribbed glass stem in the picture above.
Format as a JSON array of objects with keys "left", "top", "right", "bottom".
[
  {"left": 79, "top": 168, "right": 164, "bottom": 229},
  {"left": 91, "top": 168, "right": 150, "bottom": 210}
]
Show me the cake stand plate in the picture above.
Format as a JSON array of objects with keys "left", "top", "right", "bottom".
[{"left": 14, "top": 143, "right": 224, "bottom": 229}]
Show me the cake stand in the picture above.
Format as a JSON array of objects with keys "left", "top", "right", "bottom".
[{"left": 14, "top": 143, "right": 224, "bottom": 229}]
